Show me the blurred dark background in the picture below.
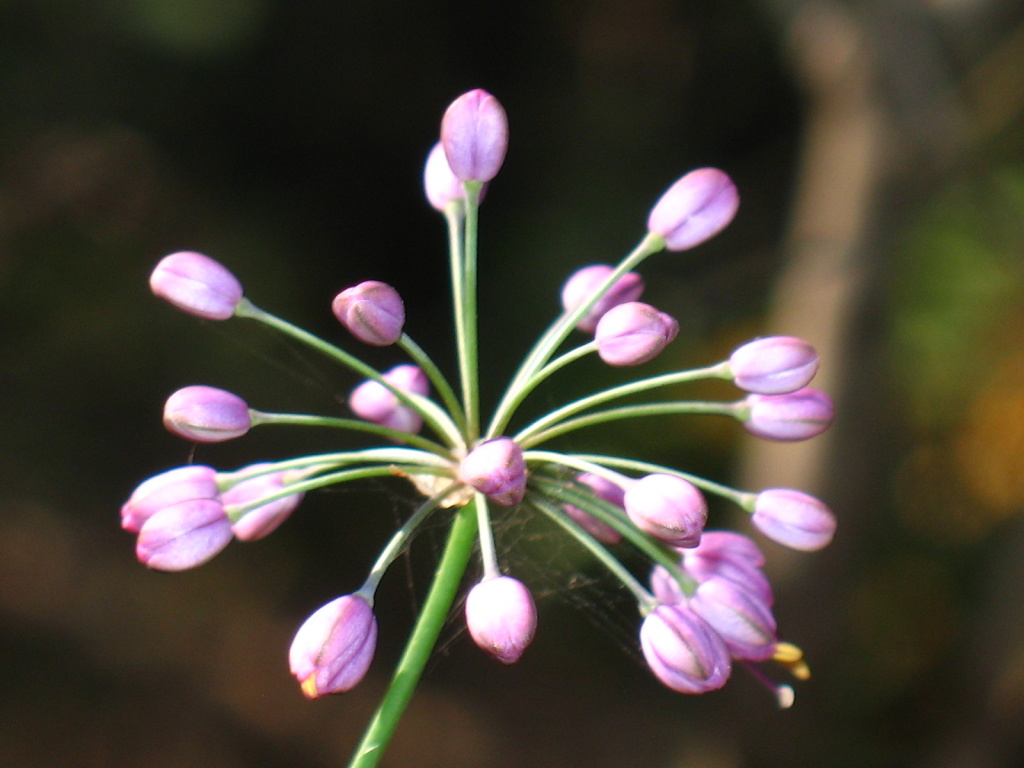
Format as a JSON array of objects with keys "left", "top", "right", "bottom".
[{"left": 3, "top": 0, "right": 1024, "bottom": 766}]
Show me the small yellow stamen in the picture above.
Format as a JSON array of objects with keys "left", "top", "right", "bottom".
[
  {"left": 773, "top": 641, "right": 811, "bottom": 680},
  {"left": 300, "top": 675, "right": 321, "bottom": 699}
]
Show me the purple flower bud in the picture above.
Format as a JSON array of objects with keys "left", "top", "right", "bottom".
[
  {"left": 423, "top": 142, "right": 488, "bottom": 211},
  {"left": 753, "top": 489, "right": 836, "bottom": 551},
  {"left": 564, "top": 472, "right": 625, "bottom": 544},
  {"left": 441, "top": 89, "right": 509, "bottom": 182},
  {"left": 289, "top": 594, "right": 377, "bottom": 698},
  {"left": 348, "top": 364, "right": 430, "bottom": 434},
  {"left": 624, "top": 474, "right": 707, "bottom": 547},
  {"left": 640, "top": 603, "right": 731, "bottom": 694},
  {"left": 150, "top": 251, "right": 243, "bottom": 320},
  {"left": 457, "top": 437, "right": 527, "bottom": 507},
  {"left": 135, "top": 498, "right": 233, "bottom": 571},
  {"left": 690, "top": 576, "right": 777, "bottom": 661},
  {"left": 647, "top": 168, "right": 739, "bottom": 251},
  {"left": 743, "top": 388, "right": 835, "bottom": 441},
  {"left": 650, "top": 564, "right": 687, "bottom": 605},
  {"left": 120, "top": 465, "right": 219, "bottom": 533},
  {"left": 594, "top": 302, "right": 678, "bottom": 366},
  {"left": 332, "top": 280, "right": 405, "bottom": 346},
  {"left": 223, "top": 463, "right": 304, "bottom": 541},
  {"left": 729, "top": 336, "right": 819, "bottom": 395},
  {"left": 560, "top": 265, "right": 645, "bottom": 334},
  {"left": 465, "top": 576, "right": 537, "bottom": 664},
  {"left": 162, "top": 385, "right": 252, "bottom": 443},
  {"left": 681, "top": 532, "right": 773, "bottom": 605}
]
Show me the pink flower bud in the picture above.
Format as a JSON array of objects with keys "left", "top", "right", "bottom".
[
  {"left": 624, "top": 474, "right": 707, "bottom": 547},
  {"left": 120, "top": 465, "right": 220, "bottom": 533},
  {"left": 348, "top": 364, "right": 430, "bottom": 434},
  {"left": 332, "top": 280, "right": 405, "bottom": 346},
  {"left": 647, "top": 168, "right": 739, "bottom": 251},
  {"left": 650, "top": 564, "right": 687, "bottom": 605},
  {"left": 560, "top": 265, "right": 645, "bottom": 334},
  {"left": 640, "top": 603, "right": 731, "bottom": 694},
  {"left": 162, "top": 385, "right": 252, "bottom": 443},
  {"left": 135, "top": 498, "right": 233, "bottom": 571},
  {"left": 563, "top": 472, "right": 625, "bottom": 544},
  {"left": 150, "top": 251, "right": 243, "bottom": 320},
  {"left": 423, "top": 142, "right": 488, "bottom": 211},
  {"left": 289, "top": 594, "right": 377, "bottom": 698},
  {"left": 743, "top": 388, "right": 835, "bottom": 441},
  {"left": 465, "top": 576, "right": 537, "bottom": 664},
  {"left": 690, "top": 576, "right": 777, "bottom": 661},
  {"left": 441, "top": 89, "right": 509, "bottom": 182},
  {"left": 594, "top": 302, "right": 678, "bottom": 367},
  {"left": 681, "top": 532, "right": 773, "bottom": 606},
  {"left": 729, "top": 336, "right": 819, "bottom": 394},
  {"left": 457, "top": 437, "right": 526, "bottom": 507},
  {"left": 753, "top": 489, "right": 836, "bottom": 551},
  {"left": 223, "top": 463, "right": 304, "bottom": 541}
]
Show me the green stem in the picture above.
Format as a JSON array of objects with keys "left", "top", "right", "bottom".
[
  {"left": 457, "top": 182, "right": 483, "bottom": 443},
  {"left": 248, "top": 410, "right": 450, "bottom": 457},
  {"left": 529, "top": 494, "right": 653, "bottom": 608},
  {"left": 362, "top": 485, "right": 468, "bottom": 596},
  {"left": 397, "top": 334, "right": 466, "bottom": 434},
  {"left": 487, "top": 231, "right": 664, "bottom": 437},
  {"left": 512, "top": 361, "right": 729, "bottom": 444},
  {"left": 568, "top": 453, "right": 749, "bottom": 507},
  {"left": 234, "top": 299, "right": 463, "bottom": 449},
  {"left": 348, "top": 501, "right": 479, "bottom": 768},
  {"left": 519, "top": 400, "right": 741, "bottom": 448}
]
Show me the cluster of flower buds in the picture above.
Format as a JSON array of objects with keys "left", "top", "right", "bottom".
[{"left": 127, "top": 89, "right": 837, "bottom": 765}]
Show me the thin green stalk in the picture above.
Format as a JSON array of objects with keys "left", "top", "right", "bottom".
[
  {"left": 348, "top": 501, "right": 479, "bottom": 768},
  {"left": 234, "top": 299, "right": 463, "bottom": 449},
  {"left": 248, "top": 410, "right": 450, "bottom": 457},
  {"left": 223, "top": 464, "right": 443, "bottom": 523},
  {"left": 362, "top": 484, "right": 468, "bottom": 596},
  {"left": 397, "top": 334, "right": 466, "bottom": 433},
  {"left": 568, "top": 453, "right": 748, "bottom": 506},
  {"left": 513, "top": 361, "right": 730, "bottom": 444},
  {"left": 482, "top": 341, "right": 597, "bottom": 437},
  {"left": 529, "top": 494, "right": 653, "bottom": 609},
  {"left": 472, "top": 493, "right": 499, "bottom": 580},
  {"left": 529, "top": 474, "right": 693, "bottom": 594},
  {"left": 458, "top": 182, "right": 484, "bottom": 442},
  {"left": 519, "top": 400, "right": 740, "bottom": 448},
  {"left": 487, "top": 231, "right": 664, "bottom": 437}
]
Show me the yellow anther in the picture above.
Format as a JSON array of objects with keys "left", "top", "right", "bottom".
[{"left": 773, "top": 641, "right": 812, "bottom": 680}]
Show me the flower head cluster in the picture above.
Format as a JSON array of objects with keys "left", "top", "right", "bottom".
[{"left": 126, "top": 90, "right": 836, "bottom": 766}]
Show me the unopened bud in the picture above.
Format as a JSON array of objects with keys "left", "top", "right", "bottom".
[
  {"left": 150, "top": 251, "right": 243, "bottom": 320},
  {"left": 163, "top": 385, "right": 251, "bottom": 443},
  {"left": 624, "top": 474, "right": 707, "bottom": 547},
  {"left": 223, "top": 463, "right": 304, "bottom": 541},
  {"left": 457, "top": 437, "right": 527, "bottom": 507},
  {"left": 441, "top": 89, "right": 509, "bottom": 182},
  {"left": 594, "top": 302, "right": 678, "bottom": 366},
  {"left": 332, "top": 280, "right": 405, "bottom": 346},
  {"left": 752, "top": 489, "right": 836, "bottom": 551},
  {"left": 647, "top": 168, "right": 739, "bottom": 251},
  {"left": 560, "top": 265, "right": 645, "bottom": 334},
  {"left": 348, "top": 364, "right": 429, "bottom": 434},
  {"left": 742, "top": 388, "right": 834, "bottom": 441},
  {"left": 465, "top": 575, "right": 537, "bottom": 664},
  {"left": 289, "top": 594, "right": 377, "bottom": 698},
  {"left": 728, "top": 336, "right": 819, "bottom": 394},
  {"left": 135, "top": 498, "right": 232, "bottom": 571},
  {"left": 640, "top": 603, "right": 731, "bottom": 694}
]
